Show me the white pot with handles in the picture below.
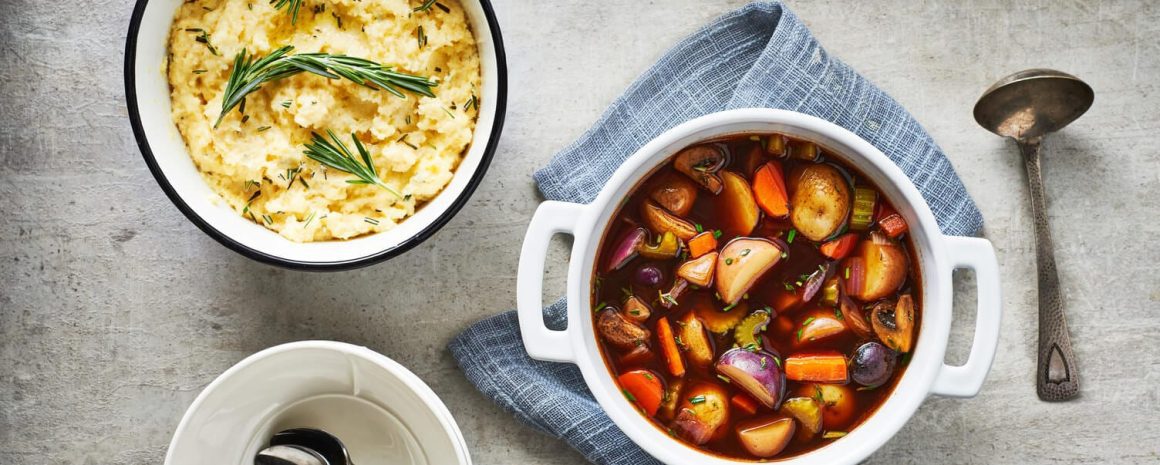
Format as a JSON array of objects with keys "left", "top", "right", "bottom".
[{"left": 516, "top": 108, "right": 1001, "bottom": 465}]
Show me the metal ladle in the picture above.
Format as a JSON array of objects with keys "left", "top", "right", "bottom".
[
  {"left": 255, "top": 428, "right": 353, "bottom": 465},
  {"left": 973, "top": 68, "right": 1093, "bottom": 402}
]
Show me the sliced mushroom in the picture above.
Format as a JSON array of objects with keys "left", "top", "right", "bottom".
[
  {"left": 869, "top": 293, "right": 915, "bottom": 352},
  {"left": 622, "top": 295, "right": 652, "bottom": 323},
  {"left": 596, "top": 308, "right": 650, "bottom": 350},
  {"left": 649, "top": 173, "right": 699, "bottom": 216},
  {"left": 673, "top": 144, "right": 726, "bottom": 194},
  {"left": 641, "top": 200, "right": 698, "bottom": 241}
]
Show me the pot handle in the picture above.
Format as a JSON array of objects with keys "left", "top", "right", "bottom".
[
  {"left": 930, "top": 235, "right": 1003, "bottom": 398},
  {"left": 516, "top": 201, "right": 586, "bottom": 363}
]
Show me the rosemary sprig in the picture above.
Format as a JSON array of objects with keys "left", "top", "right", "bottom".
[
  {"left": 303, "top": 130, "right": 402, "bottom": 198},
  {"left": 271, "top": 0, "right": 304, "bottom": 23},
  {"left": 413, "top": 0, "right": 438, "bottom": 12},
  {"left": 216, "top": 46, "right": 437, "bottom": 127}
]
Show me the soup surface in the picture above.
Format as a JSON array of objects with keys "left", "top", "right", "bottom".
[{"left": 592, "top": 133, "right": 920, "bottom": 460}]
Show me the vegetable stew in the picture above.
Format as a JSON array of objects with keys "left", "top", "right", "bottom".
[{"left": 592, "top": 134, "right": 921, "bottom": 460}]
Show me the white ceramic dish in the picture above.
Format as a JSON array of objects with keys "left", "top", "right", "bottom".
[
  {"left": 125, "top": 0, "right": 507, "bottom": 270},
  {"left": 516, "top": 109, "right": 1001, "bottom": 464},
  {"left": 165, "top": 341, "right": 470, "bottom": 465}
]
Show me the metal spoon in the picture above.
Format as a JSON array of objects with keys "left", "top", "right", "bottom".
[
  {"left": 256, "top": 428, "right": 353, "bottom": 465},
  {"left": 973, "top": 68, "right": 1093, "bottom": 402}
]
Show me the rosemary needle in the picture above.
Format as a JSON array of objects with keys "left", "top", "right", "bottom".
[
  {"left": 303, "top": 130, "right": 402, "bottom": 198},
  {"left": 216, "top": 46, "right": 436, "bottom": 127},
  {"left": 271, "top": 0, "right": 304, "bottom": 24}
]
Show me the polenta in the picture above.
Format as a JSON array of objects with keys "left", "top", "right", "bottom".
[{"left": 167, "top": 0, "right": 481, "bottom": 242}]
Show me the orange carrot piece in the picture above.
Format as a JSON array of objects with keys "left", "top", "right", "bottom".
[
  {"left": 819, "top": 233, "right": 858, "bottom": 260},
  {"left": 656, "top": 317, "right": 686, "bottom": 378},
  {"left": 687, "top": 231, "right": 718, "bottom": 258},
  {"left": 876, "top": 203, "right": 909, "bottom": 238},
  {"left": 752, "top": 162, "right": 790, "bottom": 218},
  {"left": 618, "top": 369, "right": 665, "bottom": 417},
  {"left": 785, "top": 352, "right": 849, "bottom": 383},
  {"left": 731, "top": 393, "right": 760, "bottom": 416},
  {"left": 879, "top": 214, "right": 909, "bottom": 239}
]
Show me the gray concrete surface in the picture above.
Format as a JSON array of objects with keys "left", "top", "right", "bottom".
[{"left": 2, "top": 0, "right": 1159, "bottom": 464}]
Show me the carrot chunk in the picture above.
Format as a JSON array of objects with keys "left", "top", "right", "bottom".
[
  {"left": 784, "top": 352, "right": 849, "bottom": 383},
  {"left": 819, "top": 233, "right": 858, "bottom": 260},
  {"left": 687, "top": 231, "right": 718, "bottom": 258},
  {"left": 618, "top": 369, "right": 664, "bottom": 417},
  {"left": 752, "top": 162, "right": 790, "bottom": 218},
  {"left": 656, "top": 317, "right": 686, "bottom": 378},
  {"left": 876, "top": 203, "right": 909, "bottom": 238},
  {"left": 731, "top": 393, "right": 760, "bottom": 416}
]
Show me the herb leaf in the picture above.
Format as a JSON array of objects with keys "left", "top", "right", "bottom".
[
  {"left": 303, "top": 130, "right": 402, "bottom": 198},
  {"left": 271, "top": 0, "right": 304, "bottom": 24},
  {"left": 217, "top": 46, "right": 436, "bottom": 127}
]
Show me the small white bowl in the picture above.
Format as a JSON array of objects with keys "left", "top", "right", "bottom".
[
  {"left": 124, "top": 0, "right": 507, "bottom": 270},
  {"left": 165, "top": 341, "right": 470, "bottom": 465},
  {"left": 517, "top": 109, "right": 1002, "bottom": 464}
]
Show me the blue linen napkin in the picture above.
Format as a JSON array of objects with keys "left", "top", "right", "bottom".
[{"left": 449, "top": 2, "right": 982, "bottom": 464}]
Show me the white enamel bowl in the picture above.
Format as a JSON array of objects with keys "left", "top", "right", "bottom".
[
  {"left": 516, "top": 109, "right": 1001, "bottom": 464},
  {"left": 125, "top": 0, "right": 506, "bottom": 270},
  {"left": 165, "top": 341, "right": 471, "bottom": 465}
]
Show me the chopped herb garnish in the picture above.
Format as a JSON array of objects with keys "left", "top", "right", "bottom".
[
  {"left": 413, "top": 0, "right": 438, "bottom": 12},
  {"left": 787, "top": 228, "right": 797, "bottom": 243},
  {"left": 781, "top": 251, "right": 788, "bottom": 259},
  {"left": 717, "top": 374, "right": 732, "bottom": 383},
  {"left": 256, "top": 126, "right": 271, "bottom": 132},
  {"left": 416, "top": 25, "right": 428, "bottom": 48},
  {"left": 802, "top": 317, "right": 816, "bottom": 326},
  {"left": 688, "top": 395, "right": 706, "bottom": 405},
  {"left": 302, "top": 211, "right": 317, "bottom": 228},
  {"left": 397, "top": 134, "right": 419, "bottom": 150},
  {"left": 463, "top": 93, "right": 478, "bottom": 111},
  {"left": 713, "top": 229, "right": 723, "bottom": 239},
  {"left": 784, "top": 282, "right": 795, "bottom": 291},
  {"left": 193, "top": 69, "right": 208, "bottom": 74},
  {"left": 189, "top": 29, "right": 219, "bottom": 56},
  {"left": 722, "top": 302, "right": 737, "bottom": 312},
  {"left": 281, "top": 100, "right": 292, "bottom": 108},
  {"left": 621, "top": 388, "right": 636, "bottom": 403},
  {"left": 364, "top": 217, "right": 380, "bottom": 225},
  {"left": 835, "top": 307, "right": 844, "bottom": 320},
  {"left": 760, "top": 356, "right": 768, "bottom": 368},
  {"left": 823, "top": 431, "right": 848, "bottom": 439},
  {"left": 262, "top": 214, "right": 273, "bottom": 225},
  {"left": 725, "top": 258, "right": 734, "bottom": 265},
  {"left": 435, "top": 2, "right": 450, "bottom": 13},
  {"left": 845, "top": 267, "right": 851, "bottom": 279},
  {"left": 796, "top": 328, "right": 803, "bottom": 341},
  {"left": 695, "top": 223, "right": 704, "bottom": 233},
  {"left": 594, "top": 302, "right": 608, "bottom": 313}
]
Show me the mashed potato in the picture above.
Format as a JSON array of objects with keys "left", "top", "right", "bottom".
[{"left": 167, "top": 0, "right": 480, "bottom": 242}]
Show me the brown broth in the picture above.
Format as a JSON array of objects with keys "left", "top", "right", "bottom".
[{"left": 591, "top": 134, "right": 922, "bottom": 461}]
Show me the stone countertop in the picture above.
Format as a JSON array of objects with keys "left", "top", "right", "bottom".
[{"left": 1, "top": 0, "right": 1158, "bottom": 464}]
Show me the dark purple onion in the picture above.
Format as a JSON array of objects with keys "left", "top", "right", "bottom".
[
  {"left": 850, "top": 341, "right": 897, "bottom": 388},
  {"left": 634, "top": 265, "right": 665, "bottom": 287}
]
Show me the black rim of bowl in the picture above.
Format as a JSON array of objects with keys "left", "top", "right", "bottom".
[{"left": 124, "top": 0, "right": 508, "bottom": 271}]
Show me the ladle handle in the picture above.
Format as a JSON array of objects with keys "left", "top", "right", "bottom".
[{"left": 1020, "top": 140, "right": 1080, "bottom": 401}]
